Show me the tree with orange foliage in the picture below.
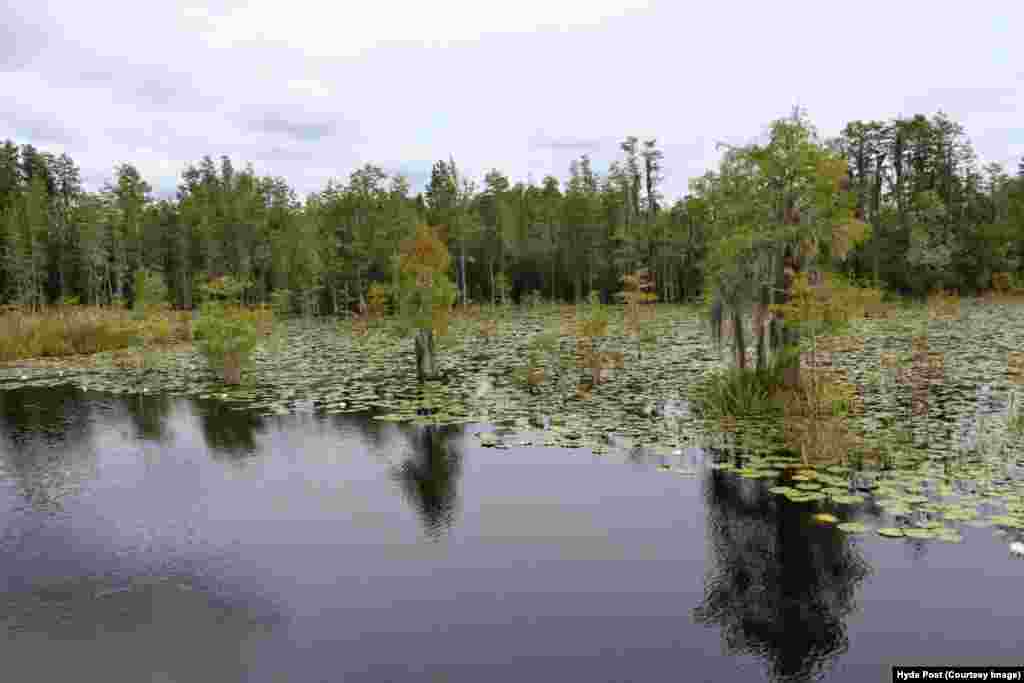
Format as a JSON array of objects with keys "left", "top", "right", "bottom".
[{"left": 395, "top": 224, "right": 457, "bottom": 381}]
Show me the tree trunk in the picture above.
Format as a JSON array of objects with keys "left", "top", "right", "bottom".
[
  {"left": 222, "top": 351, "right": 242, "bottom": 385},
  {"left": 756, "top": 282, "right": 768, "bottom": 371},
  {"left": 182, "top": 267, "right": 191, "bottom": 309},
  {"left": 778, "top": 272, "right": 802, "bottom": 387},
  {"left": 550, "top": 244, "right": 557, "bottom": 302},
  {"left": 356, "top": 265, "right": 365, "bottom": 312},
  {"left": 732, "top": 309, "right": 746, "bottom": 370},
  {"left": 871, "top": 155, "right": 886, "bottom": 286},
  {"left": 488, "top": 257, "right": 495, "bottom": 305},
  {"left": 414, "top": 328, "right": 439, "bottom": 382},
  {"left": 771, "top": 245, "right": 800, "bottom": 388},
  {"left": 460, "top": 241, "right": 467, "bottom": 306}
]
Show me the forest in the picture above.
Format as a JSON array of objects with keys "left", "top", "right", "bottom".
[{"left": 2, "top": 108, "right": 1022, "bottom": 317}]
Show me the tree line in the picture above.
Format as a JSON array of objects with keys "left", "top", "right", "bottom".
[{"left": 1, "top": 109, "right": 1022, "bottom": 314}]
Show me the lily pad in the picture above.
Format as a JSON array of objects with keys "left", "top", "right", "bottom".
[
  {"left": 903, "top": 528, "right": 938, "bottom": 540},
  {"left": 769, "top": 486, "right": 797, "bottom": 495},
  {"left": 877, "top": 527, "right": 905, "bottom": 538},
  {"left": 831, "top": 494, "right": 866, "bottom": 505}
]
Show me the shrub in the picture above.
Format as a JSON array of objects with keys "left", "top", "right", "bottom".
[
  {"left": 0, "top": 305, "right": 187, "bottom": 361},
  {"left": 193, "top": 302, "right": 272, "bottom": 384},
  {"left": 694, "top": 361, "right": 857, "bottom": 422},
  {"left": 133, "top": 268, "right": 169, "bottom": 316},
  {"left": 270, "top": 289, "right": 293, "bottom": 317},
  {"left": 693, "top": 366, "right": 783, "bottom": 419}
]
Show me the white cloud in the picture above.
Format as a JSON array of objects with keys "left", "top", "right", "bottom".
[
  {"left": 197, "top": 0, "right": 652, "bottom": 56},
  {"left": 287, "top": 79, "right": 330, "bottom": 98},
  {"left": 2, "top": 0, "right": 1022, "bottom": 200},
  {"left": 181, "top": 6, "right": 210, "bottom": 20}
]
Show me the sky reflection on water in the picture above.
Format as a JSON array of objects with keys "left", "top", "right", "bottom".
[{"left": 1, "top": 385, "right": 1022, "bottom": 682}]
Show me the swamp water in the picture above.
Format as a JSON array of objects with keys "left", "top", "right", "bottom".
[{"left": 1, "top": 385, "right": 1022, "bottom": 682}]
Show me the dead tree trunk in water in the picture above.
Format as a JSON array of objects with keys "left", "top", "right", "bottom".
[
  {"left": 732, "top": 309, "right": 746, "bottom": 370},
  {"left": 775, "top": 244, "right": 801, "bottom": 389},
  {"left": 414, "top": 329, "right": 440, "bottom": 381}
]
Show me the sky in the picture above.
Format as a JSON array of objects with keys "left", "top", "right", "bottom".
[{"left": 1, "top": 0, "right": 1022, "bottom": 201}]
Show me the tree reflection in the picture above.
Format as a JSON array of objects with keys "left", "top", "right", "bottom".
[
  {"left": 694, "top": 468, "right": 871, "bottom": 683},
  {"left": 391, "top": 424, "right": 463, "bottom": 539},
  {"left": 194, "top": 399, "right": 265, "bottom": 459},
  {"left": 0, "top": 386, "right": 96, "bottom": 511},
  {"left": 123, "top": 393, "right": 174, "bottom": 443},
  {"left": 0, "top": 385, "right": 92, "bottom": 448}
]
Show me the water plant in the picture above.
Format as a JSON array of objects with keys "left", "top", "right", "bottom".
[
  {"left": 193, "top": 275, "right": 272, "bottom": 385},
  {"left": 0, "top": 304, "right": 186, "bottom": 361},
  {"left": 617, "top": 268, "right": 659, "bottom": 360},
  {"left": 694, "top": 366, "right": 782, "bottom": 419},
  {"left": 393, "top": 224, "right": 458, "bottom": 382}
]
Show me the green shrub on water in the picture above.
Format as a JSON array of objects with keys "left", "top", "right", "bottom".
[
  {"left": 192, "top": 303, "right": 268, "bottom": 356},
  {"left": 192, "top": 276, "right": 271, "bottom": 383}
]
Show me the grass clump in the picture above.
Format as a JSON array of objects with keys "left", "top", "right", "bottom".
[
  {"left": 694, "top": 366, "right": 785, "bottom": 419},
  {"left": 0, "top": 304, "right": 188, "bottom": 362},
  {"left": 694, "top": 359, "right": 864, "bottom": 464}
]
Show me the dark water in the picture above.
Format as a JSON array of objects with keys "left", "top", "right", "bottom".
[{"left": 1, "top": 386, "right": 1021, "bottom": 683}]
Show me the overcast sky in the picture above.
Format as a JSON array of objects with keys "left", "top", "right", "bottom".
[{"left": 2, "top": 0, "right": 1022, "bottom": 201}]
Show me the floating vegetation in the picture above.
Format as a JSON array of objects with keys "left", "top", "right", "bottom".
[
  {"left": 903, "top": 528, "right": 938, "bottom": 540},
  {"left": 837, "top": 522, "right": 869, "bottom": 534},
  {"left": 831, "top": 494, "right": 866, "bottom": 505},
  {"left": 4, "top": 300, "right": 1024, "bottom": 549}
]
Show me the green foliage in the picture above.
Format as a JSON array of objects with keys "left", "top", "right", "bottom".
[
  {"left": 270, "top": 289, "right": 293, "bottom": 317},
  {"left": 523, "top": 289, "right": 544, "bottom": 308},
  {"left": 198, "top": 274, "right": 251, "bottom": 303},
  {"left": 0, "top": 107, "right": 1018, "bottom": 318},
  {"left": 694, "top": 367, "right": 784, "bottom": 419},
  {"left": 132, "top": 268, "right": 168, "bottom": 316},
  {"left": 192, "top": 302, "right": 270, "bottom": 371},
  {"left": 529, "top": 330, "right": 560, "bottom": 356},
  {"left": 494, "top": 272, "right": 511, "bottom": 305}
]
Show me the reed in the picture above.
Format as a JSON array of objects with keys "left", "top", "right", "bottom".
[{"left": 0, "top": 305, "right": 189, "bottom": 362}]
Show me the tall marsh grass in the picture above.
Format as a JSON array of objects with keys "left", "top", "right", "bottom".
[{"left": 0, "top": 305, "right": 191, "bottom": 362}]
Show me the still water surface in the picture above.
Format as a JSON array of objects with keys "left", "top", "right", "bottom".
[{"left": 1, "top": 386, "right": 1021, "bottom": 682}]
